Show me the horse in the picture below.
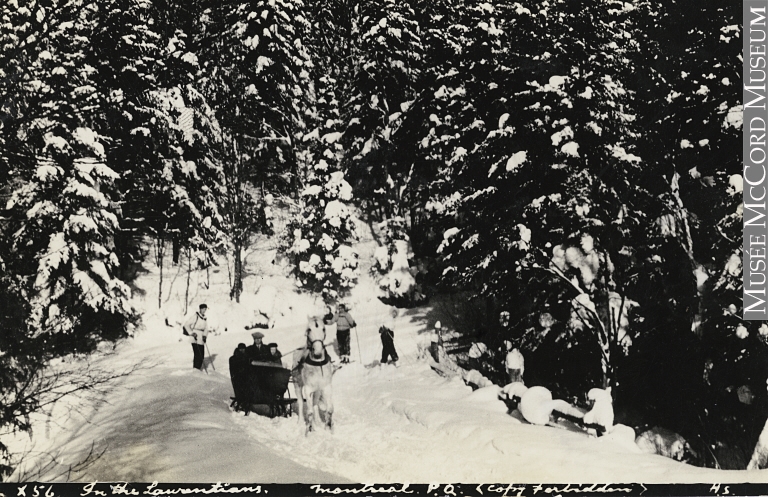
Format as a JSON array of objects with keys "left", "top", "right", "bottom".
[{"left": 292, "top": 316, "right": 334, "bottom": 434}]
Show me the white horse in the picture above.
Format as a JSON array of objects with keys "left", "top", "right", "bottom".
[{"left": 292, "top": 316, "right": 334, "bottom": 435}]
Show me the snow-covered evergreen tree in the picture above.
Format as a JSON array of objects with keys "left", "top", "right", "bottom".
[
  {"left": 89, "top": 0, "right": 224, "bottom": 291},
  {"left": 372, "top": 216, "right": 424, "bottom": 305},
  {"left": 285, "top": 74, "right": 359, "bottom": 304},
  {"left": 623, "top": 0, "right": 748, "bottom": 467},
  {"left": 284, "top": 168, "right": 359, "bottom": 304},
  {"left": 7, "top": 138, "right": 135, "bottom": 346},
  {"left": 197, "top": 0, "right": 312, "bottom": 301},
  {"left": 1, "top": 0, "right": 136, "bottom": 349},
  {"left": 343, "top": 0, "right": 422, "bottom": 204},
  {"left": 421, "top": 0, "right": 669, "bottom": 393},
  {"left": 340, "top": 0, "right": 425, "bottom": 303}
]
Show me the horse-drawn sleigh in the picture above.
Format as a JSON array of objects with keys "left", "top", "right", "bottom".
[
  {"left": 230, "top": 316, "right": 336, "bottom": 435},
  {"left": 230, "top": 360, "right": 297, "bottom": 417}
]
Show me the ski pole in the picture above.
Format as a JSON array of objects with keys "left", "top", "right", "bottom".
[
  {"left": 354, "top": 326, "right": 363, "bottom": 364},
  {"left": 206, "top": 342, "right": 216, "bottom": 371}
]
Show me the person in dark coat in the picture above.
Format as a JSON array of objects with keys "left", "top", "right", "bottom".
[
  {"left": 336, "top": 303, "right": 356, "bottom": 363},
  {"left": 379, "top": 308, "right": 400, "bottom": 365},
  {"left": 267, "top": 343, "right": 283, "bottom": 365},
  {"left": 246, "top": 331, "right": 271, "bottom": 364},
  {"left": 229, "top": 343, "right": 249, "bottom": 411}
]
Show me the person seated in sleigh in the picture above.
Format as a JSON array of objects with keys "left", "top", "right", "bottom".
[
  {"left": 267, "top": 342, "right": 283, "bottom": 366},
  {"left": 246, "top": 331, "right": 272, "bottom": 364}
]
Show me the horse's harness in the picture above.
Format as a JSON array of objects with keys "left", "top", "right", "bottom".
[{"left": 303, "top": 338, "right": 330, "bottom": 369}]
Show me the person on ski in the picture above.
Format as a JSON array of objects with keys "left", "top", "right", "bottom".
[
  {"left": 183, "top": 303, "right": 209, "bottom": 370},
  {"left": 246, "top": 331, "right": 271, "bottom": 364},
  {"left": 336, "top": 303, "right": 356, "bottom": 364},
  {"left": 379, "top": 308, "right": 400, "bottom": 365}
]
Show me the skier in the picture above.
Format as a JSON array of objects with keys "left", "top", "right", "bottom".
[
  {"left": 379, "top": 308, "right": 400, "bottom": 365},
  {"left": 336, "top": 303, "right": 357, "bottom": 364},
  {"left": 183, "top": 303, "right": 209, "bottom": 370}
]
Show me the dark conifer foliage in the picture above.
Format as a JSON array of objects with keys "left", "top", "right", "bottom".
[{"left": 0, "top": 0, "right": 754, "bottom": 475}]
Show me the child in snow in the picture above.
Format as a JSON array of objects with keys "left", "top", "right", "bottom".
[
  {"left": 183, "top": 303, "right": 209, "bottom": 370},
  {"left": 379, "top": 308, "right": 400, "bottom": 365}
]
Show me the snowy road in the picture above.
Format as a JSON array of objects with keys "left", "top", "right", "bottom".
[
  {"left": 27, "top": 348, "right": 346, "bottom": 483},
  {"left": 52, "top": 337, "right": 766, "bottom": 484}
]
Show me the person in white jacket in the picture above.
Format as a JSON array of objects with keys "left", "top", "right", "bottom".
[
  {"left": 504, "top": 340, "right": 525, "bottom": 384},
  {"left": 183, "top": 303, "right": 209, "bottom": 370}
]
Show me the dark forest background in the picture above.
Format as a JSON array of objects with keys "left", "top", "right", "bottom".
[{"left": 0, "top": 0, "right": 753, "bottom": 476}]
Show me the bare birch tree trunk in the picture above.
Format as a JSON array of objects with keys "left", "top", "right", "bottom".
[
  {"left": 184, "top": 246, "right": 192, "bottom": 315},
  {"left": 155, "top": 236, "right": 166, "bottom": 309}
]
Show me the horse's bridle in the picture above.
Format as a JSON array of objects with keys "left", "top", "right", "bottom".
[
  {"left": 308, "top": 339, "right": 325, "bottom": 360},
  {"left": 304, "top": 336, "right": 331, "bottom": 369}
]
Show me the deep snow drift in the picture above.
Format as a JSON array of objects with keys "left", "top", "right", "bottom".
[{"left": 5, "top": 224, "right": 768, "bottom": 483}]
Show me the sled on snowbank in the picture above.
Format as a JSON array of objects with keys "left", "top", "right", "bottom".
[{"left": 230, "top": 361, "right": 297, "bottom": 417}]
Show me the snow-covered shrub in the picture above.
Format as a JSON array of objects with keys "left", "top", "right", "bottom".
[
  {"left": 501, "top": 381, "right": 529, "bottom": 402},
  {"left": 601, "top": 424, "right": 640, "bottom": 452},
  {"left": 242, "top": 285, "right": 293, "bottom": 329},
  {"left": 583, "top": 387, "right": 615, "bottom": 435},
  {"left": 518, "top": 386, "right": 568, "bottom": 426},
  {"left": 635, "top": 426, "right": 690, "bottom": 462},
  {"left": 463, "top": 369, "right": 494, "bottom": 389}
]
